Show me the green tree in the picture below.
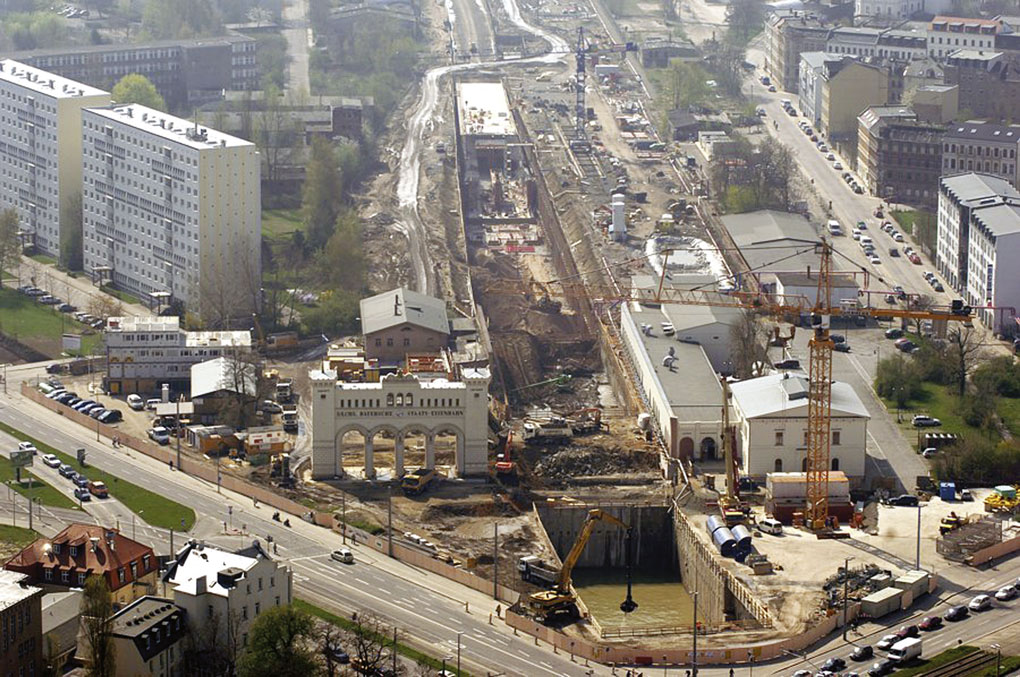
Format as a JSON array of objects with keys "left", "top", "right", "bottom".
[
  {"left": 4, "top": 12, "right": 68, "bottom": 50},
  {"left": 80, "top": 576, "right": 115, "bottom": 677},
  {"left": 301, "top": 138, "right": 344, "bottom": 250},
  {"left": 237, "top": 605, "right": 319, "bottom": 677},
  {"left": 973, "top": 355, "right": 1020, "bottom": 397},
  {"left": 60, "top": 191, "right": 83, "bottom": 271},
  {"left": 875, "top": 354, "right": 924, "bottom": 409},
  {"left": 301, "top": 290, "right": 360, "bottom": 338},
  {"left": 725, "top": 0, "right": 765, "bottom": 44},
  {"left": 111, "top": 74, "right": 166, "bottom": 111},
  {"left": 0, "top": 208, "right": 21, "bottom": 288},
  {"left": 141, "top": 0, "right": 222, "bottom": 39},
  {"left": 316, "top": 209, "right": 364, "bottom": 292}
]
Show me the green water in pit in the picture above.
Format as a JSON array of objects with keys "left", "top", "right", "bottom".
[{"left": 572, "top": 568, "right": 697, "bottom": 627}]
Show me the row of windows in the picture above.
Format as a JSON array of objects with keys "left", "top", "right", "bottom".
[
  {"left": 944, "top": 143, "right": 1017, "bottom": 158},
  {"left": 340, "top": 395, "right": 463, "bottom": 409},
  {"left": 775, "top": 430, "right": 842, "bottom": 445},
  {"left": 943, "top": 158, "right": 1015, "bottom": 175},
  {"left": 772, "top": 458, "right": 843, "bottom": 471}
]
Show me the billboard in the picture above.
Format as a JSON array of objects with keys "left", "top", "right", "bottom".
[
  {"left": 62, "top": 333, "right": 82, "bottom": 352},
  {"left": 10, "top": 450, "right": 33, "bottom": 468}
]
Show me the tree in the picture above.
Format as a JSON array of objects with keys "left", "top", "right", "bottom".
[
  {"left": 141, "top": 0, "right": 222, "bottom": 39},
  {"left": 301, "top": 290, "right": 360, "bottom": 338},
  {"left": 316, "top": 210, "right": 364, "bottom": 292},
  {"left": 710, "top": 136, "right": 797, "bottom": 213},
  {"left": 730, "top": 311, "right": 770, "bottom": 379},
  {"left": 111, "top": 74, "right": 166, "bottom": 111},
  {"left": 215, "top": 346, "right": 268, "bottom": 431},
  {"left": 254, "top": 85, "right": 302, "bottom": 184},
  {"left": 319, "top": 623, "right": 345, "bottom": 677},
  {"left": 344, "top": 611, "right": 389, "bottom": 675},
  {"left": 60, "top": 191, "right": 83, "bottom": 271},
  {"left": 947, "top": 326, "right": 983, "bottom": 397},
  {"left": 0, "top": 208, "right": 21, "bottom": 289},
  {"left": 973, "top": 355, "right": 1020, "bottom": 398},
  {"left": 86, "top": 294, "right": 124, "bottom": 323},
  {"left": 237, "top": 605, "right": 318, "bottom": 677},
  {"left": 725, "top": 0, "right": 765, "bottom": 44},
  {"left": 302, "top": 138, "right": 344, "bottom": 250},
  {"left": 80, "top": 576, "right": 115, "bottom": 677},
  {"left": 875, "top": 354, "right": 924, "bottom": 409}
]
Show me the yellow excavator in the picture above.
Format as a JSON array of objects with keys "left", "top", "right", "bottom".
[{"left": 527, "top": 509, "right": 637, "bottom": 623}]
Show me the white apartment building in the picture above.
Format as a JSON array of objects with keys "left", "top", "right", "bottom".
[
  {"left": 80, "top": 104, "right": 260, "bottom": 323},
  {"left": 799, "top": 52, "right": 846, "bottom": 126},
  {"left": 854, "top": 0, "right": 922, "bottom": 21},
  {"left": 937, "top": 173, "right": 1020, "bottom": 333},
  {"left": 0, "top": 60, "right": 109, "bottom": 257},
  {"left": 927, "top": 16, "right": 1004, "bottom": 59},
  {"left": 163, "top": 540, "right": 291, "bottom": 656},
  {"left": 104, "top": 315, "right": 251, "bottom": 395}
]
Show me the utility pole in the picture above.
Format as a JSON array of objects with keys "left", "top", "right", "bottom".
[
  {"left": 341, "top": 491, "right": 347, "bottom": 545},
  {"left": 176, "top": 394, "right": 183, "bottom": 472},
  {"left": 392, "top": 627, "right": 398, "bottom": 675},
  {"left": 692, "top": 590, "right": 699, "bottom": 677},
  {"left": 915, "top": 503, "right": 922, "bottom": 570},
  {"left": 842, "top": 556, "right": 854, "bottom": 640},
  {"left": 457, "top": 631, "right": 462, "bottom": 676},
  {"left": 493, "top": 521, "right": 499, "bottom": 600},
  {"left": 170, "top": 528, "right": 174, "bottom": 558},
  {"left": 387, "top": 484, "right": 393, "bottom": 557}
]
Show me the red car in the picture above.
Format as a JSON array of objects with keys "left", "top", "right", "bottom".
[
  {"left": 919, "top": 616, "right": 943, "bottom": 631},
  {"left": 909, "top": 253, "right": 922, "bottom": 264}
]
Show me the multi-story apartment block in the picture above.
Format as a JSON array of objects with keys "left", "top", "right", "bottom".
[
  {"left": 8, "top": 34, "right": 258, "bottom": 109},
  {"left": 941, "top": 121, "right": 1020, "bottom": 187},
  {"left": 0, "top": 571, "right": 43, "bottom": 677},
  {"left": 799, "top": 52, "right": 846, "bottom": 126},
  {"left": 942, "top": 50, "right": 1020, "bottom": 120},
  {"left": 824, "top": 27, "right": 927, "bottom": 62},
  {"left": 103, "top": 316, "right": 251, "bottom": 395},
  {"left": 102, "top": 597, "right": 188, "bottom": 677},
  {"left": 856, "top": 106, "right": 943, "bottom": 204},
  {"left": 937, "top": 173, "right": 1020, "bottom": 332},
  {"left": 0, "top": 60, "right": 109, "bottom": 257},
  {"left": 928, "top": 16, "right": 1006, "bottom": 59},
  {"left": 854, "top": 0, "right": 923, "bottom": 22},
  {"left": 765, "top": 11, "right": 830, "bottom": 92},
  {"left": 81, "top": 104, "right": 260, "bottom": 323}
]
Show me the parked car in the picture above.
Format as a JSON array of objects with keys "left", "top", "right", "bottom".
[
  {"left": 72, "top": 399, "right": 95, "bottom": 412},
  {"left": 74, "top": 487, "right": 91, "bottom": 502},
  {"left": 74, "top": 475, "right": 89, "bottom": 488},
  {"left": 98, "top": 409, "right": 123, "bottom": 424},
  {"left": 126, "top": 394, "right": 144, "bottom": 410},
  {"left": 944, "top": 605, "right": 969, "bottom": 621},
  {"left": 918, "top": 616, "right": 942, "bottom": 631},
  {"left": 261, "top": 400, "right": 283, "bottom": 414},
  {"left": 889, "top": 248, "right": 900, "bottom": 257},
  {"left": 17, "top": 442, "right": 37, "bottom": 454},
  {"left": 833, "top": 161, "right": 843, "bottom": 170},
  {"left": 922, "top": 448, "right": 937, "bottom": 458},
  {"left": 148, "top": 427, "right": 170, "bottom": 445},
  {"left": 758, "top": 518, "right": 783, "bottom": 535},
  {"left": 909, "top": 253, "right": 921, "bottom": 264},
  {"left": 89, "top": 407, "right": 107, "bottom": 419},
  {"left": 876, "top": 635, "right": 899, "bottom": 651},
  {"left": 885, "top": 328, "right": 904, "bottom": 339},
  {"left": 775, "top": 359, "right": 801, "bottom": 369},
  {"left": 822, "top": 658, "right": 846, "bottom": 672},
  {"left": 89, "top": 481, "right": 108, "bottom": 498},
  {"left": 331, "top": 548, "right": 355, "bottom": 564},
  {"left": 58, "top": 303, "right": 76, "bottom": 313},
  {"left": 79, "top": 403, "right": 103, "bottom": 415},
  {"left": 896, "top": 340, "right": 917, "bottom": 353},
  {"left": 145, "top": 398, "right": 161, "bottom": 411},
  {"left": 887, "top": 494, "right": 919, "bottom": 507},
  {"left": 834, "top": 343, "right": 851, "bottom": 353},
  {"left": 851, "top": 646, "right": 874, "bottom": 661},
  {"left": 994, "top": 585, "right": 1017, "bottom": 601},
  {"left": 968, "top": 594, "right": 992, "bottom": 611},
  {"left": 912, "top": 415, "right": 942, "bottom": 427},
  {"left": 64, "top": 397, "right": 82, "bottom": 408}
]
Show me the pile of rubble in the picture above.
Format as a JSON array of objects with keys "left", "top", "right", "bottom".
[{"left": 534, "top": 443, "right": 659, "bottom": 481}]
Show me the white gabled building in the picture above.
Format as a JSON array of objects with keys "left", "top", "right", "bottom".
[
  {"left": 81, "top": 103, "right": 260, "bottom": 323},
  {"left": 729, "top": 373, "right": 869, "bottom": 483},
  {"left": 162, "top": 540, "right": 291, "bottom": 656},
  {"left": 0, "top": 60, "right": 109, "bottom": 257}
]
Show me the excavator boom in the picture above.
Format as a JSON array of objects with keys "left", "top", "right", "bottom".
[{"left": 554, "top": 509, "right": 629, "bottom": 593}]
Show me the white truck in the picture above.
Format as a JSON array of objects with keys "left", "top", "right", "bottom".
[
  {"left": 518, "top": 555, "right": 558, "bottom": 586},
  {"left": 887, "top": 638, "right": 922, "bottom": 663},
  {"left": 522, "top": 418, "right": 573, "bottom": 444},
  {"left": 827, "top": 219, "right": 843, "bottom": 236}
]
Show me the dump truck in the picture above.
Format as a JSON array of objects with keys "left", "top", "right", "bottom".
[
  {"left": 281, "top": 409, "right": 298, "bottom": 433},
  {"left": 522, "top": 418, "right": 573, "bottom": 444},
  {"left": 275, "top": 380, "right": 293, "bottom": 404},
  {"left": 517, "top": 555, "right": 559, "bottom": 586},
  {"left": 401, "top": 467, "right": 438, "bottom": 495}
]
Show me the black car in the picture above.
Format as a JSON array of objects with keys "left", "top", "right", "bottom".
[
  {"left": 64, "top": 397, "right": 82, "bottom": 408},
  {"left": 896, "top": 624, "right": 919, "bottom": 639},
  {"left": 74, "top": 475, "right": 89, "bottom": 488},
  {"left": 775, "top": 359, "right": 801, "bottom": 369},
  {"left": 58, "top": 303, "right": 77, "bottom": 313},
  {"left": 885, "top": 328, "right": 904, "bottom": 339},
  {"left": 98, "top": 409, "right": 123, "bottom": 424},
  {"left": 89, "top": 407, "right": 107, "bottom": 420},
  {"left": 888, "top": 494, "right": 919, "bottom": 507},
  {"left": 830, "top": 334, "right": 846, "bottom": 344},
  {"left": 896, "top": 340, "right": 917, "bottom": 353},
  {"left": 851, "top": 646, "right": 874, "bottom": 662},
  {"left": 944, "top": 605, "right": 969, "bottom": 621},
  {"left": 834, "top": 343, "right": 851, "bottom": 353},
  {"left": 822, "top": 658, "right": 847, "bottom": 672},
  {"left": 919, "top": 616, "right": 943, "bottom": 631},
  {"left": 869, "top": 659, "right": 897, "bottom": 677}
]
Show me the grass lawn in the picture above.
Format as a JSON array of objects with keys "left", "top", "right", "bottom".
[
  {"left": 0, "top": 524, "right": 39, "bottom": 549},
  {"left": 294, "top": 599, "right": 470, "bottom": 676},
  {"left": 891, "top": 645, "right": 979, "bottom": 677},
  {"left": 99, "top": 285, "right": 142, "bottom": 306},
  {"left": 0, "top": 287, "right": 102, "bottom": 357},
  {"left": 263, "top": 208, "right": 304, "bottom": 241},
  {"left": 29, "top": 253, "right": 57, "bottom": 265},
  {"left": 881, "top": 380, "right": 1020, "bottom": 440},
  {"left": 891, "top": 209, "right": 936, "bottom": 254},
  {"left": 0, "top": 421, "right": 195, "bottom": 531},
  {"left": 0, "top": 454, "right": 79, "bottom": 510}
]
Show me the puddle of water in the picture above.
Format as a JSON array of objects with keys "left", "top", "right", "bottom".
[{"left": 572, "top": 567, "right": 697, "bottom": 628}]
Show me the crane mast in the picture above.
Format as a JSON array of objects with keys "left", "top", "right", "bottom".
[
  {"left": 574, "top": 27, "right": 587, "bottom": 141},
  {"left": 806, "top": 242, "right": 835, "bottom": 530}
]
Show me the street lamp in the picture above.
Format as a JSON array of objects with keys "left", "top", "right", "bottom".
[
  {"left": 442, "top": 655, "right": 453, "bottom": 674},
  {"left": 915, "top": 502, "right": 922, "bottom": 570},
  {"left": 456, "top": 631, "right": 463, "bottom": 675},
  {"left": 842, "top": 556, "right": 855, "bottom": 640},
  {"left": 132, "top": 510, "right": 144, "bottom": 541},
  {"left": 991, "top": 644, "right": 1001, "bottom": 677}
]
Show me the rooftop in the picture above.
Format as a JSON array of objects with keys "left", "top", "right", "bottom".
[
  {"left": 360, "top": 287, "right": 450, "bottom": 336},
  {"left": 106, "top": 316, "right": 180, "bottom": 332},
  {"left": 943, "top": 120, "right": 1020, "bottom": 143},
  {"left": 0, "top": 59, "right": 107, "bottom": 99},
  {"left": 190, "top": 357, "right": 257, "bottom": 398},
  {"left": 456, "top": 82, "right": 517, "bottom": 137},
  {"left": 972, "top": 201, "right": 1020, "bottom": 238},
  {"left": 730, "top": 372, "right": 869, "bottom": 419},
  {"left": 662, "top": 301, "right": 744, "bottom": 330},
  {"left": 111, "top": 596, "right": 187, "bottom": 662},
  {"left": 6, "top": 33, "right": 253, "bottom": 61},
  {"left": 86, "top": 104, "right": 253, "bottom": 150},
  {"left": 163, "top": 540, "right": 268, "bottom": 598},
  {"left": 722, "top": 210, "right": 822, "bottom": 273},
  {"left": 0, "top": 570, "right": 40, "bottom": 612},
  {"left": 800, "top": 51, "right": 846, "bottom": 70},
  {"left": 941, "top": 172, "right": 1020, "bottom": 204},
  {"left": 773, "top": 271, "right": 860, "bottom": 289},
  {"left": 858, "top": 105, "right": 917, "bottom": 131},
  {"left": 945, "top": 49, "right": 1002, "bottom": 61}
]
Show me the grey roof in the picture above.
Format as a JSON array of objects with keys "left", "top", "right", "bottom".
[
  {"left": 943, "top": 120, "right": 1020, "bottom": 143},
  {"left": 730, "top": 373, "right": 870, "bottom": 419},
  {"left": 360, "top": 287, "right": 450, "bottom": 336},
  {"left": 940, "top": 172, "right": 1020, "bottom": 205},
  {"left": 722, "top": 210, "right": 822, "bottom": 273},
  {"left": 111, "top": 596, "right": 187, "bottom": 663},
  {"left": 858, "top": 106, "right": 917, "bottom": 132},
  {"left": 6, "top": 34, "right": 252, "bottom": 61},
  {"left": 773, "top": 271, "right": 859, "bottom": 289},
  {"left": 972, "top": 201, "right": 1020, "bottom": 237},
  {"left": 190, "top": 357, "right": 257, "bottom": 398},
  {"left": 626, "top": 304, "right": 722, "bottom": 422},
  {"left": 0, "top": 570, "right": 39, "bottom": 612},
  {"left": 800, "top": 51, "right": 845, "bottom": 70},
  {"left": 663, "top": 302, "right": 743, "bottom": 330},
  {"left": 946, "top": 49, "right": 1002, "bottom": 61},
  {"left": 41, "top": 591, "right": 82, "bottom": 659}
]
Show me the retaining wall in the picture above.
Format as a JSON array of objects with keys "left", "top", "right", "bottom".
[{"left": 536, "top": 503, "right": 675, "bottom": 569}]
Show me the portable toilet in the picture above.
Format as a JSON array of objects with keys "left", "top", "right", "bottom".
[{"left": 939, "top": 482, "right": 956, "bottom": 502}]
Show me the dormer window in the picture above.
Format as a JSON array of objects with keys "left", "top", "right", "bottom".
[
  {"left": 53, "top": 543, "right": 61, "bottom": 555},
  {"left": 70, "top": 545, "right": 78, "bottom": 557}
]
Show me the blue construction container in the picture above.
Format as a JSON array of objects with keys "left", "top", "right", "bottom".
[
  {"left": 712, "top": 527, "right": 738, "bottom": 557},
  {"left": 731, "top": 524, "right": 753, "bottom": 552},
  {"left": 939, "top": 482, "right": 956, "bottom": 502}
]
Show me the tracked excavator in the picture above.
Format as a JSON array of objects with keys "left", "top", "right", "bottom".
[{"left": 528, "top": 509, "right": 638, "bottom": 623}]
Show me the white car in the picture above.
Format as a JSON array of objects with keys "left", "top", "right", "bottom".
[
  {"left": 261, "top": 400, "right": 283, "bottom": 414},
  {"left": 995, "top": 585, "right": 1017, "bottom": 601},
  {"left": 41, "top": 454, "right": 61, "bottom": 468},
  {"left": 921, "top": 447, "right": 937, "bottom": 458},
  {"left": 870, "top": 255, "right": 881, "bottom": 264},
  {"left": 968, "top": 594, "right": 992, "bottom": 611},
  {"left": 833, "top": 162, "right": 843, "bottom": 170},
  {"left": 17, "top": 442, "right": 37, "bottom": 454},
  {"left": 126, "top": 394, "right": 144, "bottom": 410},
  {"left": 148, "top": 427, "right": 170, "bottom": 445},
  {"left": 331, "top": 548, "right": 354, "bottom": 564},
  {"left": 876, "top": 634, "right": 899, "bottom": 650},
  {"left": 894, "top": 233, "right": 905, "bottom": 242}
]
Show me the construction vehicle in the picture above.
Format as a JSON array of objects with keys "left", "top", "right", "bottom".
[
  {"left": 275, "top": 380, "right": 294, "bottom": 404},
  {"left": 281, "top": 408, "right": 298, "bottom": 433},
  {"left": 494, "top": 429, "right": 516, "bottom": 476},
  {"left": 522, "top": 417, "right": 573, "bottom": 444},
  {"left": 401, "top": 467, "right": 438, "bottom": 496},
  {"left": 939, "top": 512, "right": 965, "bottom": 535},
  {"left": 566, "top": 408, "right": 608, "bottom": 435},
  {"left": 270, "top": 453, "right": 290, "bottom": 478},
  {"left": 518, "top": 555, "right": 559, "bottom": 586},
  {"left": 716, "top": 377, "right": 746, "bottom": 526},
  {"left": 489, "top": 241, "right": 974, "bottom": 532},
  {"left": 527, "top": 509, "right": 637, "bottom": 622},
  {"left": 512, "top": 374, "right": 573, "bottom": 393}
]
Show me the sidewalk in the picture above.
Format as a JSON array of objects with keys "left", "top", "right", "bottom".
[{"left": 14, "top": 255, "right": 151, "bottom": 317}]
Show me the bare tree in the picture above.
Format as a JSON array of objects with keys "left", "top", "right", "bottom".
[
  {"left": 0, "top": 208, "right": 21, "bottom": 288},
  {"left": 182, "top": 607, "right": 243, "bottom": 676},
  {"left": 215, "top": 346, "right": 268, "bottom": 431},
  {"left": 255, "top": 85, "right": 304, "bottom": 185},
  {"left": 86, "top": 294, "right": 124, "bottom": 322},
  {"left": 344, "top": 611, "right": 389, "bottom": 675},
  {"left": 80, "top": 575, "right": 115, "bottom": 677},
  {"left": 948, "top": 326, "right": 984, "bottom": 397},
  {"left": 319, "top": 622, "right": 345, "bottom": 677},
  {"left": 730, "top": 311, "right": 770, "bottom": 378},
  {"left": 908, "top": 294, "right": 934, "bottom": 334}
]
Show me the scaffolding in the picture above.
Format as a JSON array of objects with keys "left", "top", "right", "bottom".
[{"left": 936, "top": 516, "right": 1002, "bottom": 562}]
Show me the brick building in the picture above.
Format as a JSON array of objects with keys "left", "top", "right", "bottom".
[
  {"left": 943, "top": 50, "right": 1020, "bottom": 120},
  {"left": 0, "top": 570, "right": 43, "bottom": 677},
  {"left": 360, "top": 287, "right": 450, "bottom": 364},
  {"left": 857, "top": 106, "right": 943, "bottom": 204},
  {"left": 941, "top": 120, "right": 1020, "bottom": 188}
]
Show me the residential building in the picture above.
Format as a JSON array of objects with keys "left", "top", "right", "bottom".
[
  {"left": 640, "top": 38, "right": 699, "bottom": 68},
  {"left": 798, "top": 52, "right": 845, "bottom": 126},
  {"left": 41, "top": 590, "right": 81, "bottom": 672},
  {"left": 907, "top": 84, "right": 958, "bottom": 123},
  {"left": 824, "top": 27, "right": 927, "bottom": 62},
  {"left": 103, "top": 316, "right": 251, "bottom": 396},
  {"left": 81, "top": 104, "right": 260, "bottom": 322},
  {"left": 941, "top": 121, "right": 1020, "bottom": 187},
  {"left": 928, "top": 16, "right": 1006, "bottom": 60},
  {"left": 4, "top": 524, "right": 157, "bottom": 605},
  {"left": 937, "top": 173, "right": 1020, "bottom": 332},
  {"left": 942, "top": 50, "right": 1020, "bottom": 120},
  {"left": 877, "top": 30, "right": 928, "bottom": 61},
  {"left": 360, "top": 287, "right": 450, "bottom": 363},
  {"left": 7, "top": 34, "right": 258, "bottom": 109},
  {"left": 620, "top": 302, "right": 723, "bottom": 473},
  {"left": 854, "top": 0, "right": 922, "bottom": 21},
  {"left": 0, "top": 60, "right": 109, "bottom": 257},
  {"left": 163, "top": 540, "right": 292, "bottom": 655},
  {"left": 820, "top": 58, "right": 890, "bottom": 144},
  {"left": 190, "top": 356, "right": 258, "bottom": 425},
  {"left": 96, "top": 597, "right": 187, "bottom": 677},
  {"left": 857, "top": 105, "right": 943, "bottom": 204},
  {"left": 903, "top": 57, "right": 945, "bottom": 94},
  {"left": 765, "top": 11, "right": 830, "bottom": 92},
  {"left": 730, "top": 373, "right": 869, "bottom": 481},
  {"left": 0, "top": 570, "right": 43, "bottom": 677}
]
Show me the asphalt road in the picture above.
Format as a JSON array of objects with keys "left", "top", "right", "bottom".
[
  {"left": 12, "top": 254, "right": 151, "bottom": 317},
  {"left": 282, "top": 0, "right": 311, "bottom": 94}
]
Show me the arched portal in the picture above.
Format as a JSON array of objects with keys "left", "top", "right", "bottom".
[
  {"left": 334, "top": 424, "right": 370, "bottom": 479},
  {"left": 700, "top": 437, "right": 717, "bottom": 460},
  {"left": 678, "top": 437, "right": 695, "bottom": 459},
  {"left": 397, "top": 425, "right": 430, "bottom": 478},
  {"left": 430, "top": 424, "right": 465, "bottom": 476}
]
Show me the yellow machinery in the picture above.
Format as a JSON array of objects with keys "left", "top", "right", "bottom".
[
  {"left": 528, "top": 509, "right": 637, "bottom": 622},
  {"left": 718, "top": 378, "right": 744, "bottom": 525}
]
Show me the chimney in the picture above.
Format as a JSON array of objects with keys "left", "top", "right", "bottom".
[
  {"left": 393, "top": 294, "right": 401, "bottom": 316},
  {"left": 195, "top": 575, "right": 207, "bottom": 595},
  {"left": 806, "top": 265, "right": 812, "bottom": 278}
]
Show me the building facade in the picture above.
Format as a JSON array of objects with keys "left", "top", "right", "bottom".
[
  {"left": 928, "top": 16, "right": 1005, "bottom": 60},
  {"left": 730, "top": 373, "right": 869, "bottom": 481},
  {"left": 820, "top": 60, "right": 890, "bottom": 143},
  {"left": 942, "top": 51, "right": 1020, "bottom": 121},
  {"left": 360, "top": 287, "right": 450, "bottom": 363},
  {"left": 941, "top": 121, "right": 1020, "bottom": 188},
  {"left": 937, "top": 173, "right": 1020, "bottom": 332},
  {"left": 5, "top": 524, "right": 157, "bottom": 605},
  {"left": 101, "top": 597, "right": 187, "bottom": 677},
  {"left": 104, "top": 316, "right": 251, "bottom": 395},
  {"left": 0, "top": 571, "right": 43, "bottom": 677},
  {"left": 8, "top": 35, "right": 258, "bottom": 108},
  {"left": 81, "top": 104, "right": 260, "bottom": 322},
  {"left": 0, "top": 60, "right": 109, "bottom": 257},
  {"left": 854, "top": 0, "right": 922, "bottom": 21},
  {"left": 765, "top": 12, "right": 830, "bottom": 92},
  {"left": 163, "top": 541, "right": 291, "bottom": 658},
  {"left": 856, "top": 106, "right": 943, "bottom": 204},
  {"left": 798, "top": 52, "right": 845, "bottom": 126}
]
